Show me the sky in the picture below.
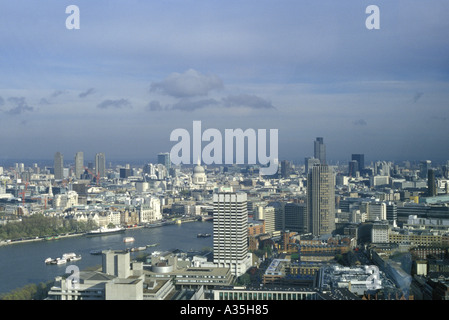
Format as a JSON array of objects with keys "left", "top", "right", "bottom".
[{"left": 0, "top": 0, "right": 448, "bottom": 165}]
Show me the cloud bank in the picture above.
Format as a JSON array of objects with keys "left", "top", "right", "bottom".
[
  {"left": 97, "top": 98, "right": 132, "bottom": 109},
  {"left": 149, "top": 69, "right": 223, "bottom": 98},
  {"left": 1, "top": 97, "right": 34, "bottom": 115},
  {"left": 147, "top": 69, "right": 276, "bottom": 112}
]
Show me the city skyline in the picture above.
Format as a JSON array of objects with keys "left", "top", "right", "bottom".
[
  {"left": 0, "top": 1, "right": 448, "bottom": 162},
  {"left": 2, "top": 147, "right": 449, "bottom": 168}
]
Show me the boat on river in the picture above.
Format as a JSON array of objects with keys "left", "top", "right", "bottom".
[
  {"left": 197, "top": 233, "right": 211, "bottom": 238},
  {"left": 123, "top": 237, "right": 135, "bottom": 243},
  {"left": 85, "top": 226, "right": 126, "bottom": 237},
  {"left": 45, "top": 252, "right": 81, "bottom": 264},
  {"left": 146, "top": 243, "right": 159, "bottom": 247},
  {"left": 62, "top": 252, "right": 82, "bottom": 261},
  {"left": 47, "top": 257, "right": 67, "bottom": 265},
  {"left": 145, "top": 220, "right": 175, "bottom": 228},
  {"left": 128, "top": 246, "right": 147, "bottom": 252}
]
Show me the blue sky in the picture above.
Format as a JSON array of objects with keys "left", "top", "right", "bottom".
[{"left": 0, "top": 1, "right": 448, "bottom": 164}]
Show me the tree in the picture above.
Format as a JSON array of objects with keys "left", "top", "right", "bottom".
[
  {"left": 236, "top": 273, "right": 251, "bottom": 286},
  {"left": 0, "top": 281, "right": 52, "bottom": 300},
  {"left": 0, "top": 214, "right": 98, "bottom": 241}
]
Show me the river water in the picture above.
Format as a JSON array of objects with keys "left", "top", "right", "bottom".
[{"left": 0, "top": 221, "right": 213, "bottom": 294}]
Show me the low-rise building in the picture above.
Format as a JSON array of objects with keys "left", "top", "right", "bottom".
[
  {"left": 213, "top": 286, "right": 359, "bottom": 300},
  {"left": 48, "top": 250, "right": 146, "bottom": 300}
]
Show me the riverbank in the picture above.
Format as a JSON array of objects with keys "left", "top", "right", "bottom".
[
  {"left": 0, "top": 225, "right": 145, "bottom": 247},
  {"left": 0, "top": 232, "right": 83, "bottom": 246},
  {"left": 0, "top": 217, "right": 203, "bottom": 246}
]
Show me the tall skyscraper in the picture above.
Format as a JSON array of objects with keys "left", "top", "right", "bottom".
[
  {"left": 307, "top": 164, "right": 335, "bottom": 236},
  {"left": 305, "top": 157, "right": 320, "bottom": 174},
  {"left": 419, "top": 160, "right": 431, "bottom": 179},
  {"left": 74, "top": 151, "right": 84, "bottom": 179},
  {"left": 95, "top": 153, "right": 106, "bottom": 178},
  {"left": 314, "top": 137, "right": 326, "bottom": 165},
  {"left": 280, "top": 160, "right": 292, "bottom": 178},
  {"left": 213, "top": 192, "right": 252, "bottom": 277},
  {"left": 157, "top": 152, "right": 171, "bottom": 170},
  {"left": 54, "top": 152, "right": 64, "bottom": 180},
  {"left": 443, "top": 161, "right": 449, "bottom": 179},
  {"left": 351, "top": 154, "right": 365, "bottom": 171},
  {"left": 348, "top": 160, "right": 359, "bottom": 177},
  {"left": 427, "top": 169, "right": 437, "bottom": 197}
]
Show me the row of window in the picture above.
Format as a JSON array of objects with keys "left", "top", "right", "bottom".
[{"left": 217, "top": 291, "right": 316, "bottom": 300}]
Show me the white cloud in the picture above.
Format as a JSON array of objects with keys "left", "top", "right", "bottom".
[{"left": 149, "top": 69, "right": 223, "bottom": 98}]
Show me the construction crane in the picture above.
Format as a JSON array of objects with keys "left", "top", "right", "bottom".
[
  {"left": 84, "top": 166, "right": 100, "bottom": 186},
  {"left": 31, "top": 194, "right": 53, "bottom": 209},
  {"left": 32, "top": 183, "right": 54, "bottom": 209},
  {"left": 31, "top": 189, "right": 53, "bottom": 209},
  {"left": 18, "top": 182, "right": 29, "bottom": 206}
]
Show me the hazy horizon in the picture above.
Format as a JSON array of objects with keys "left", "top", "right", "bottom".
[{"left": 1, "top": 1, "right": 448, "bottom": 163}]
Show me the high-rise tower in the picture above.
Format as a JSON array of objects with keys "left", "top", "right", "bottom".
[
  {"left": 314, "top": 137, "right": 326, "bottom": 165},
  {"left": 348, "top": 160, "right": 359, "bottom": 177},
  {"left": 307, "top": 164, "right": 335, "bottom": 236},
  {"left": 351, "top": 154, "right": 365, "bottom": 171},
  {"left": 157, "top": 152, "right": 171, "bottom": 170},
  {"left": 95, "top": 152, "right": 106, "bottom": 178},
  {"left": 419, "top": 160, "right": 431, "bottom": 179},
  {"left": 428, "top": 169, "right": 437, "bottom": 197},
  {"left": 74, "top": 151, "right": 84, "bottom": 179},
  {"left": 213, "top": 192, "right": 252, "bottom": 277},
  {"left": 54, "top": 152, "right": 64, "bottom": 180},
  {"left": 305, "top": 157, "right": 320, "bottom": 174}
]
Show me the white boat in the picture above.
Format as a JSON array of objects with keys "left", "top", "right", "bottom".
[
  {"left": 130, "top": 246, "right": 146, "bottom": 252},
  {"left": 146, "top": 243, "right": 159, "bottom": 247},
  {"left": 62, "top": 253, "right": 76, "bottom": 260},
  {"left": 123, "top": 237, "right": 135, "bottom": 243},
  {"left": 85, "top": 226, "right": 126, "bottom": 237},
  {"left": 46, "top": 253, "right": 81, "bottom": 265},
  {"left": 50, "top": 258, "right": 67, "bottom": 265},
  {"left": 61, "top": 252, "right": 82, "bottom": 261},
  {"left": 69, "top": 255, "right": 82, "bottom": 261},
  {"left": 197, "top": 233, "right": 211, "bottom": 238}
]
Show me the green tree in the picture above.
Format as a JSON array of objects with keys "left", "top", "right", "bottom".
[
  {"left": 0, "top": 214, "right": 98, "bottom": 241},
  {"left": 0, "top": 281, "right": 52, "bottom": 300},
  {"left": 335, "top": 253, "right": 347, "bottom": 265},
  {"left": 236, "top": 273, "right": 251, "bottom": 286}
]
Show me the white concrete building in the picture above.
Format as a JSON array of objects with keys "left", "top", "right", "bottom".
[
  {"left": 54, "top": 191, "right": 78, "bottom": 210},
  {"left": 372, "top": 221, "right": 389, "bottom": 243},
  {"left": 213, "top": 192, "right": 252, "bottom": 277},
  {"left": 367, "top": 201, "right": 387, "bottom": 221},
  {"left": 138, "top": 197, "right": 162, "bottom": 223}
]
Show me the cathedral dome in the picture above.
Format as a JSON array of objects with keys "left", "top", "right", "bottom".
[
  {"left": 193, "top": 165, "right": 205, "bottom": 174},
  {"left": 192, "top": 163, "right": 206, "bottom": 185}
]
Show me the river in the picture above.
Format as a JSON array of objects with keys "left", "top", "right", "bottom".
[{"left": 0, "top": 221, "right": 213, "bottom": 294}]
